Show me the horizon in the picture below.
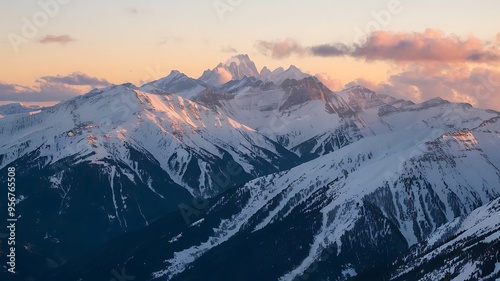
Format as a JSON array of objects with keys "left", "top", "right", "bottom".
[
  {"left": 0, "top": 53, "right": 490, "bottom": 111},
  {"left": 1, "top": 0, "right": 500, "bottom": 110}
]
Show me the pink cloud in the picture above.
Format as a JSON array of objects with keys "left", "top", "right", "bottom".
[
  {"left": 352, "top": 29, "right": 500, "bottom": 63},
  {"left": 263, "top": 30, "right": 500, "bottom": 64}
]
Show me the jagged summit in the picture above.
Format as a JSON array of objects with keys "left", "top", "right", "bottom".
[
  {"left": 224, "top": 54, "right": 260, "bottom": 80},
  {"left": 224, "top": 54, "right": 254, "bottom": 67},
  {"left": 140, "top": 69, "right": 207, "bottom": 98},
  {"left": 259, "top": 66, "right": 272, "bottom": 78},
  {"left": 262, "top": 65, "right": 311, "bottom": 85},
  {"left": 197, "top": 54, "right": 260, "bottom": 86},
  {"left": 196, "top": 54, "right": 311, "bottom": 86}
]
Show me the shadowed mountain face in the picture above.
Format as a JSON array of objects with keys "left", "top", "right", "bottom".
[{"left": 1, "top": 55, "right": 499, "bottom": 281}]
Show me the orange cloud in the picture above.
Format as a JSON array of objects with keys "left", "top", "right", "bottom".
[{"left": 349, "top": 63, "right": 500, "bottom": 110}]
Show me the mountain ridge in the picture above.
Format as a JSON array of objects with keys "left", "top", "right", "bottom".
[{"left": 0, "top": 55, "right": 498, "bottom": 281}]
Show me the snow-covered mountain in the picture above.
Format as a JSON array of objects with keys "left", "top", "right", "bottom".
[
  {"left": 44, "top": 108, "right": 500, "bottom": 281},
  {"left": 0, "top": 84, "right": 296, "bottom": 197},
  {"left": 391, "top": 197, "right": 500, "bottom": 280},
  {"left": 0, "top": 102, "right": 42, "bottom": 116},
  {"left": 191, "top": 76, "right": 497, "bottom": 163},
  {"left": 0, "top": 84, "right": 298, "bottom": 277},
  {"left": 260, "top": 65, "right": 311, "bottom": 85},
  {"left": 140, "top": 70, "right": 207, "bottom": 99},
  {"left": 197, "top": 54, "right": 311, "bottom": 87},
  {"left": 1, "top": 55, "right": 499, "bottom": 281},
  {"left": 198, "top": 54, "right": 260, "bottom": 86}
]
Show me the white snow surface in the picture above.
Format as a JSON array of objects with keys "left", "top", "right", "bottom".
[
  {"left": 0, "top": 85, "right": 288, "bottom": 198},
  {"left": 152, "top": 116, "right": 500, "bottom": 280}
]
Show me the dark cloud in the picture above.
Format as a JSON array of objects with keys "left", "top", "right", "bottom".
[
  {"left": 309, "top": 43, "right": 351, "bottom": 57},
  {"left": 39, "top": 73, "right": 112, "bottom": 87},
  {"left": 39, "top": 34, "right": 76, "bottom": 45}
]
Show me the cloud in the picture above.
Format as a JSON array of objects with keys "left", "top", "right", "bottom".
[
  {"left": 315, "top": 73, "right": 343, "bottom": 91},
  {"left": 0, "top": 81, "right": 82, "bottom": 102},
  {"left": 39, "top": 72, "right": 112, "bottom": 87},
  {"left": 310, "top": 43, "right": 351, "bottom": 57},
  {"left": 351, "top": 29, "right": 500, "bottom": 63},
  {"left": 214, "top": 67, "right": 233, "bottom": 85},
  {"left": 0, "top": 73, "right": 112, "bottom": 103},
  {"left": 38, "top": 34, "right": 76, "bottom": 45},
  {"left": 348, "top": 63, "right": 500, "bottom": 110},
  {"left": 260, "top": 30, "right": 500, "bottom": 63},
  {"left": 255, "top": 38, "right": 306, "bottom": 59},
  {"left": 221, "top": 45, "right": 238, "bottom": 53}
]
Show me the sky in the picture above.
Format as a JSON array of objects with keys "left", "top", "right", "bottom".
[{"left": 1, "top": 0, "right": 500, "bottom": 109}]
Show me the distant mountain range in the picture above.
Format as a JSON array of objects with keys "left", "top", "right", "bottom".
[{"left": 1, "top": 55, "right": 499, "bottom": 281}]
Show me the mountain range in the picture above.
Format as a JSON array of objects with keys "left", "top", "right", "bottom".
[{"left": 0, "top": 54, "right": 499, "bottom": 281}]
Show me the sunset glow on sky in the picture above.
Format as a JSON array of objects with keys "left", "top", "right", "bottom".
[{"left": 1, "top": 0, "right": 499, "bottom": 109}]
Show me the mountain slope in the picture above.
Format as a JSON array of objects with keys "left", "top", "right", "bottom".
[
  {"left": 0, "top": 102, "right": 42, "bottom": 116},
  {"left": 193, "top": 76, "right": 498, "bottom": 163},
  {"left": 390, "top": 197, "right": 500, "bottom": 281},
  {"left": 0, "top": 84, "right": 299, "bottom": 279},
  {"left": 2, "top": 56, "right": 499, "bottom": 281},
  {"left": 43, "top": 108, "right": 500, "bottom": 281},
  {"left": 140, "top": 70, "right": 207, "bottom": 99}
]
